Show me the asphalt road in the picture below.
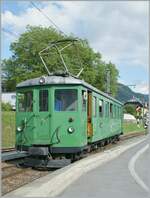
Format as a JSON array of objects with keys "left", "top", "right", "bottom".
[{"left": 57, "top": 138, "right": 149, "bottom": 198}]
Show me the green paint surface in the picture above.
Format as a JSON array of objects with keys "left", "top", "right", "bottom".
[
  {"left": 91, "top": 91, "right": 122, "bottom": 143},
  {"left": 16, "top": 85, "right": 87, "bottom": 147},
  {"left": 16, "top": 85, "right": 124, "bottom": 149}
]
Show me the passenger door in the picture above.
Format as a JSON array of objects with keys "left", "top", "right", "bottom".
[
  {"left": 34, "top": 89, "right": 51, "bottom": 144},
  {"left": 87, "top": 91, "right": 93, "bottom": 138},
  {"left": 16, "top": 89, "right": 35, "bottom": 146}
]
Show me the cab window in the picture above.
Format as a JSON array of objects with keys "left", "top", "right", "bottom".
[
  {"left": 18, "top": 91, "right": 33, "bottom": 112},
  {"left": 39, "top": 90, "right": 48, "bottom": 111},
  {"left": 55, "top": 89, "right": 77, "bottom": 111}
]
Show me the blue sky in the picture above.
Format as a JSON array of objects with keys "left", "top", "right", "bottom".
[{"left": 1, "top": 1, "right": 149, "bottom": 94}]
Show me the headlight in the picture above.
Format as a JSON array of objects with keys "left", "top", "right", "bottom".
[
  {"left": 17, "top": 126, "right": 22, "bottom": 132},
  {"left": 39, "top": 76, "right": 45, "bottom": 84},
  {"left": 68, "top": 127, "right": 75, "bottom": 134}
]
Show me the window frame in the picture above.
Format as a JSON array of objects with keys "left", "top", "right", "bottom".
[
  {"left": 39, "top": 89, "right": 49, "bottom": 112},
  {"left": 17, "top": 90, "right": 33, "bottom": 112},
  {"left": 104, "top": 101, "right": 109, "bottom": 117},
  {"left": 110, "top": 103, "right": 113, "bottom": 118},
  {"left": 82, "top": 90, "right": 87, "bottom": 112},
  {"left": 99, "top": 99, "right": 103, "bottom": 117},
  {"left": 54, "top": 89, "right": 78, "bottom": 112}
]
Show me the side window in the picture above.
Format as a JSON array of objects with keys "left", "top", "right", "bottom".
[
  {"left": 93, "top": 96, "right": 97, "bottom": 117},
  {"left": 39, "top": 90, "right": 48, "bottom": 111},
  {"left": 18, "top": 91, "right": 33, "bottom": 112},
  {"left": 82, "top": 90, "right": 87, "bottom": 111},
  {"left": 99, "top": 99, "right": 103, "bottom": 117},
  {"left": 105, "top": 102, "right": 109, "bottom": 117},
  {"left": 110, "top": 103, "right": 113, "bottom": 118}
]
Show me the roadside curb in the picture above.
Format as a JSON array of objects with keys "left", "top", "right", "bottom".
[{"left": 4, "top": 136, "right": 147, "bottom": 197}]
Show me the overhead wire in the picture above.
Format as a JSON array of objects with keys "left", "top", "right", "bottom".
[
  {"left": 30, "top": 1, "right": 66, "bottom": 36},
  {"left": 2, "top": 2, "right": 84, "bottom": 77},
  {"left": 2, "top": 28, "right": 19, "bottom": 38}
]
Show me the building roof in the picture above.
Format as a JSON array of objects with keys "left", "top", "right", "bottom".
[
  {"left": 124, "top": 100, "right": 143, "bottom": 107},
  {"left": 17, "top": 74, "right": 123, "bottom": 105}
]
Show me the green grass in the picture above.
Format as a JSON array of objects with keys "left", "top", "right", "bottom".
[
  {"left": 123, "top": 122, "right": 145, "bottom": 134},
  {"left": 2, "top": 111, "right": 16, "bottom": 148}
]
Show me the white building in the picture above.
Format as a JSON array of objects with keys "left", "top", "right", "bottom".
[
  {"left": 2, "top": 92, "right": 16, "bottom": 110},
  {"left": 123, "top": 113, "right": 136, "bottom": 123}
]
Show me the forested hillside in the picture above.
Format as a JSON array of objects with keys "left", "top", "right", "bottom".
[{"left": 115, "top": 83, "right": 149, "bottom": 103}]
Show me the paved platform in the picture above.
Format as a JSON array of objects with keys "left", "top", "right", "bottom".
[
  {"left": 4, "top": 135, "right": 148, "bottom": 197},
  {"left": 57, "top": 139, "right": 149, "bottom": 198}
]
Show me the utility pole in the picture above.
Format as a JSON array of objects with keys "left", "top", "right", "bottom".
[
  {"left": 126, "top": 84, "right": 136, "bottom": 100},
  {"left": 106, "top": 68, "right": 111, "bottom": 95}
]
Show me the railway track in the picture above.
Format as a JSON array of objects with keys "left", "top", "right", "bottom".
[
  {"left": 2, "top": 164, "right": 49, "bottom": 195},
  {"left": 2, "top": 165, "right": 27, "bottom": 179},
  {"left": 2, "top": 148, "right": 16, "bottom": 153},
  {"left": 1, "top": 131, "right": 146, "bottom": 195}
]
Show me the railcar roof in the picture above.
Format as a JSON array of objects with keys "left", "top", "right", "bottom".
[{"left": 17, "top": 75, "right": 123, "bottom": 105}]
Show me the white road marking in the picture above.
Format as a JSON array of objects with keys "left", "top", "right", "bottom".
[{"left": 128, "top": 144, "right": 149, "bottom": 192}]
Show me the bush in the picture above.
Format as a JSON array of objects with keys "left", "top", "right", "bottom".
[
  {"left": 2, "top": 102, "right": 12, "bottom": 111},
  {"left": 124, "top": 104, "right": 136, "bottom": 117}
]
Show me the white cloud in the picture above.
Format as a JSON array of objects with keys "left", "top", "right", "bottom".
[
  {"left": 118, "top": 80, "right": 149, "bottom": 95},
  {"left": 2, "top": 1, "right": 149, "bottom": 92},
  {"left": 133, "top": 81, "right": 149, "bottom": 94}
]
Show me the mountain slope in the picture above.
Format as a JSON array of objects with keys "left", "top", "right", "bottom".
[{"left": 115, "top": 83, "right": 149, "bottom": 103}]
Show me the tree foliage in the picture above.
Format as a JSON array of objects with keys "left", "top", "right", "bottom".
[
  {"left": 2, "top": 102, "right": 13, "bottom": 111},
  {"left": 2, "top": 25, "right": 119, "bottom": 96},
  {"left": 124, "top": 104, "right": 136, "bottom": 117}
]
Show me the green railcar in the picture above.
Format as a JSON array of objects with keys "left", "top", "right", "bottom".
[{"left": 16, "top": 73, "right": 123, "bottom": 167}]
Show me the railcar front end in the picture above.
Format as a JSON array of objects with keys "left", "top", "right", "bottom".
[{"left": 16, "top": 80, "right": 88, "bottom": 167}]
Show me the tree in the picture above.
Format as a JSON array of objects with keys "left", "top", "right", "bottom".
[
  {"left": 2, "top": 25, "right": 119, "bottom": 95},
  {"left": 124, "top": 104, "right": 136, "bottom": 117}
]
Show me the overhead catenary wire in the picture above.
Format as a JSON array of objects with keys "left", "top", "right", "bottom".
[
  {"left": 2, "top": 2, "right": 84, "bottom": 77},
  {"left": 30, "top": 1, "right": 83, "bottom": 76},
  {"left": 2, "top": 28, "right": 19, "bottom": 38},
  {"left": 30, "top": 1, "right": 66, "bottom": 36}
]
